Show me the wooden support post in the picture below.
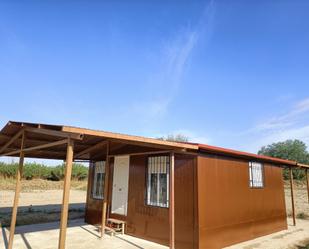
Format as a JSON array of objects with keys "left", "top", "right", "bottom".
[
  {"left": 58, "top": 139, "right": 74, "bottom": 249},
  {"left": 289, "top": 167, "right": 296, "bottom": 226},
  {"left": 169, "top": 152, "right": 175, "bottom": 249},
  {"left": 8, "top": 131, "right": 25, "bottom": 249},
  {"left": 306, "top": 169, "right": 309, "bottom": 203},
  {"left": 101, "top": 142, "right": 110, "bottom": 238}
]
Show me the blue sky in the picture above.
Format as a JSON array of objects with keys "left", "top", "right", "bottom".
[{"left": 1, "top": 0, "right": 309, "bottom": 162}]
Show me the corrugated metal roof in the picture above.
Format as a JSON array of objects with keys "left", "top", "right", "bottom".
[
  {"left": 197, "top": 143, "right": 297, "bottom": 166},
  {"left": 0, "top": 120, "right": 307, "bottom": 167}
]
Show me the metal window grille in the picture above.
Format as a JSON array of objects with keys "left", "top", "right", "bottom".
[
  {"left": 92, "top": 161, "right": 105, "bottom": 199},
  {"left": 146, "top": 156, "right": 170, "bottom": 208},
  {"left": 249, "top": 162, "right": 264, "bottom": 188}
]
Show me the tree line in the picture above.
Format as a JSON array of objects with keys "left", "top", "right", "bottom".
[
  {"left": 258, "top": 139, "right": 309, "bottom": 180},
  {"left": 1, "top": 137, "right": 307, "bottom": 181},
  {"left": 0, "top": 162, "right": 88, "bottom": 181},
  {"left": 161, "top": 134, "right": 309, "bottom": 181}
]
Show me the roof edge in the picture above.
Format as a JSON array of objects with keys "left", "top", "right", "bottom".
[
  {"left": 198, "top": 143, "right": 297, "bottom": 166},
  {"left": 62, "top": 125, "right": 199, "bottom": 150}
]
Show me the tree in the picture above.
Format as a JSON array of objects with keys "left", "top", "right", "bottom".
[
  {"left": 258, "top": 139, "right": 309, "bottom": 180},
  {"left": 157, "top": 134, "right": 189, "bottom": 143}
]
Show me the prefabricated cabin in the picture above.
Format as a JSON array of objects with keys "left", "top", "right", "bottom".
[
  {"left": 85, "top": 148, "right": 288, "bottom": 249},
  {"left": 0, "top": 121, "right": 307, "bottom": 249}
]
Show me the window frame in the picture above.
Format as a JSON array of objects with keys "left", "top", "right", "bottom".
[
  {"left": 249, "top": 161, "right": 265, "bottom": 189},
  {"left": 145, "top": 155, "right": 170, "bottom": 208},
  {"left": 91, "top": 161, "right": 106, "bottom": 200}
]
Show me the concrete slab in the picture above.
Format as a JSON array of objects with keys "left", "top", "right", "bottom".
[
  {"left": 0, "top": 219, "right": 168, "bottom": 249},
  {"left": 225, "top": 219, "right": 309, "bottom": 249},
  {"left": 2, "top": 218, "right": 308, "bottom": 249}
]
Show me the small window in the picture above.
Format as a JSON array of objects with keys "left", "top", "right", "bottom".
[
  {"left": 146, "top": 156, "right": 169, "bottom": 208},
  {"left": 92, "top": 161, "right": 105, "bottom": 199},
  {"left": 249, "top": 162, "right": 264, "bottom": 188}
]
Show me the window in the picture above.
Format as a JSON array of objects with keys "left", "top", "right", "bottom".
[
  {"left": 249, "top": 162, "right": 264, "bottom": 188},
  {"left": 92, "top": 161, "right": 105, "bottom": 199},
  {"left": 146, "top": 156, "right": 169, "bottom": 208}
]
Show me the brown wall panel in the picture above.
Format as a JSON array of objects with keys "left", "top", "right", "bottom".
[
  {"left": 85, "top": 163, "right": 103, "bottom": 224},
  {"left": 85, "top": 154, "right": 197, "bottom": 249},
  {"left": 174, "top": 154, "right": 196, "bottom": 249},
  {"left": 197, "top": 155, "right": 287, "bottom": 249},
  {"left": 126, "top": 155, "right": 169, "bottom": 245}
]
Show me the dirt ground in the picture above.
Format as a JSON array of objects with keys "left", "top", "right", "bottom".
[
  {"left": 0, "top": 179, "right": 309, "bottom": 248},
  {"left": 0, "top": 219, "right": 168, "bottom": 249},
  {"left": 0, "top": 181, "right": 87, "bottom": 227},
  {"left": 0, "top": 190, "right": 86, "bottom": 212},
  {"left": 225, "top": 219, "right": 309, "bottom": 249},
  {"left": 285, "top": 182, "right": 309, "bottom": 219},
  {"left": 0, "top": 178, "right": 87, "bottom": 191}
]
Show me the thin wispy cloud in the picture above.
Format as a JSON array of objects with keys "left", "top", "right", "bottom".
[
  {"left": 127, "top": 1, "right": 216, "bottom": 127},
  {"left": 255, "top": 98, "right": 309, "bottom": 131},
  {"left": 129, "top": 30, "right": 199, "bottom": 123},
  {"left": 244, "top": 97, "right": 309, "bottom": 152}
]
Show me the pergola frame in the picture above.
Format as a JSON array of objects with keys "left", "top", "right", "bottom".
[
  {"left": 287, "top": 164, "right": 309, "bottom": 227},
  {"left": 1, "top": 124, "right": 180, "bottom": 249},
  {"left": 289, "top": 167, "right": 296, "bottom": 226},
  {"left": 3, "top": 129, "right": 77, "bottom": 249},
  {"left": 7, "top": 130, "right": 25, "bottom": 249},
  {"left": 1, "top": 121, "right": 309, "bottom": 249}
]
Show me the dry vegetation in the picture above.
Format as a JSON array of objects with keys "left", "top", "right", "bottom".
[
  {"left": 0, "top": 179, "right": 88, "bottom": 227},
  {"left": 1, "top": 178, "right": 309, "bottom": 231},
  {"left": 285, "top": 180, "right": 309, "bottom": 220},
  {"left": 0, "top": 178, "right": 88, "bottom": 191},
  {"left": 0, "top": 208, "right": 85, "bottom": 227}
]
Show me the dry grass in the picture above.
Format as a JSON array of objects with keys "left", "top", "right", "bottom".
[
  {"left": 0, "top": 178, "right": 88, "bottom": 191},
  {"left": 0, "top": 178, "right": 87, "bottom": 227},
  {"left": 0, "top": 208, "right": 85, "bottom": 227},
  {"left": 1, "top": 178, "right": 308, "bottom": 231},
  {"left": 285, "top": 180, "right": 309, "bottom": 220},
  {"left": 295, "top": 238, "right": 309, "bottom": 249}
]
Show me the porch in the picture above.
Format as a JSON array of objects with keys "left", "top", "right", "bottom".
[
  {"left": 0, "top": 219, "right": 168, "bottom": 249},
  {"left": 0, "top": 121, "right": 198, "bottom": 249}
]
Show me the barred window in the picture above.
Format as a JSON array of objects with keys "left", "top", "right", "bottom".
[
  {"left": 146, "top": 156, "right": 169, "bottom": 208},
  {"left": 249, "top": 162, "right": 264, "bottom": 188},
  {"left": 92, "top": 161, "right": 105, "bottom": 199}
]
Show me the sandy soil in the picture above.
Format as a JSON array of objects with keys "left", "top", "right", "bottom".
[
  {"left": 0, "top": 190, "right": 86, "bottom": 212},
  {"left": 0, "top": 178, "right": 87, "bottom": 191},
  {"left": 0, "top": 219, "right": 168, "bottom": 249},
  {"left": 1, "top": 180, "right": 308, "bottom": 248},
  {"left": 0, "top": 190, "right": 87, "bottom": 227},
  {"left": 285, "top": 183, "right": 309, "bottom": 219},
  {"left": 225, "top": 219, "right": 309, "bottom": 249}
]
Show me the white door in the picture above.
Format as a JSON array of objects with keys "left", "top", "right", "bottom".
[{"left": 111, "top": 155, "right": 130, "bottom": 216}]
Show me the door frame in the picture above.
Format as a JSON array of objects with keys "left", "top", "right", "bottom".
[{"left": 108, "top": 156, "right": 130, "bottom": 220}]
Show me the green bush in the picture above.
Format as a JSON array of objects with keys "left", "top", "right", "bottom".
[
  {"left": 258, "top": 139, "right": 309, "bottom": 180},
  {"left": 0, "top": 162, "right": 18, "bottom": 178},
  {"left": 71, "top": 164, "right": 88, "bottom": 181},
  {"left": 0, "top": 162, "right": 88, "bottom": 181}
]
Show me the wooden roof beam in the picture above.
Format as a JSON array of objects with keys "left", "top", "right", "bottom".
[
  {"left": 0, "top": 129, "right": 24, "bottom": 154},
  {"left": 74, "top": 140, "right": 107, "bottom": 159},
  {"left": 297, "top": 163, "right": 309, "bottom": 169},
  {"left": 62, "top": 126, "right": 198, "bottom": 150},
  {"left": 25, "top": 127, "right": 83, "bottom": 140},
  {"left": 0, "top": 134, "right": 68, "bottom": 148},
  {"left": 108, "top": 150, "right": 173, "bottom": 158},
  {"left": 23, "top": 150, "right": 66, "bottom": 160},
  {"left": 1, "top": 139, "right": 68, "bottom": 157}
]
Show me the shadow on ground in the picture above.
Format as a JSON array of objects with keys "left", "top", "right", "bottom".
[
  {"left": 0, "top": 203, "right": 85, "bottom": 214},
  {"left": 1, "top": 220, "right": 86, "bottom": 249}
]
